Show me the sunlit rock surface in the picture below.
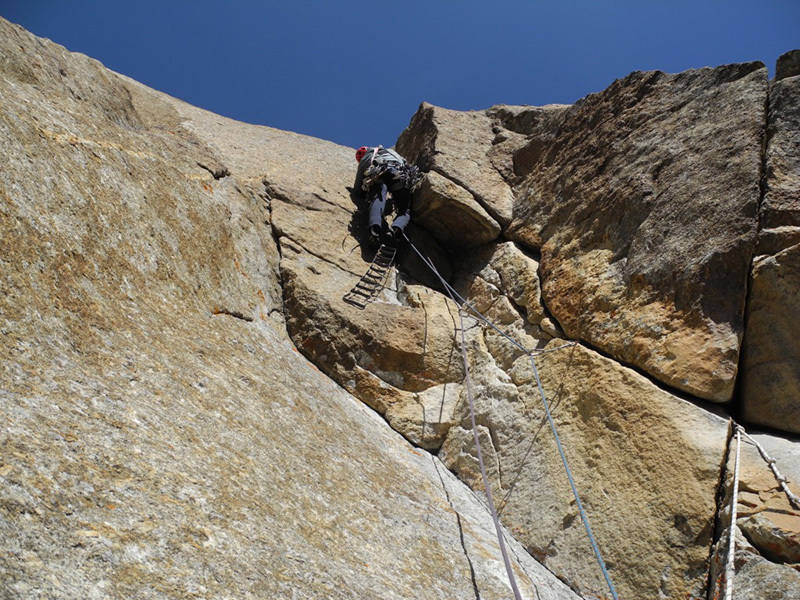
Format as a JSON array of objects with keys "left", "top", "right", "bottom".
[
  {"left": 2, "top": 15, "right": 799, "bottom": 600},
  {"left": 0, "top": 18, "right": 579, "bottom": 600}
]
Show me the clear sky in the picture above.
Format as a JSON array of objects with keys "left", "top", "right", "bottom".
[{"left": 2, "top": 1, "right": 798, "bottom": 149}]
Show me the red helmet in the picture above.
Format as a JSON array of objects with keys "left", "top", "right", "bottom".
[{"left": 355, "top": 146, "right": 369, "bottom": 162}]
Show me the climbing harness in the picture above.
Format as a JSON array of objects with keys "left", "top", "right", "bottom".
[
  {"left": 361, "top": 146, "right": 423, "bottom": 194},
  {"left": 362, "top": 161, "right": 423, "bottom": 194},
  {"left": 343, "top": 243, "right": 397, "bottom": 309},
  {"left": 402, "top": 232, "right": 620, "bottom": 600}
]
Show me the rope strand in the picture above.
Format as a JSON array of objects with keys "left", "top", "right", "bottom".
[
  {"left": 457, "top": 303, "right": 524, "bottom": 600},
  {"left": 738, "top": 426, "right": 800, "bottom": 510},
  {"left": 723, "top": 425, "right": 742, "bottom": 600},
  {"left": 526, "top": 351, "right": 619, "bottom": 600},
  {"left": 402, "top": 232, "right": 619, "bottom": 600}
]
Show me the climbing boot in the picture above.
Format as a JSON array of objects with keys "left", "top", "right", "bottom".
[
  {"left": 385, "top": 227, "right": 402, "bottom": 247},
  {"left": 369, "top": 225, "right": 381, "bottom": 249}
]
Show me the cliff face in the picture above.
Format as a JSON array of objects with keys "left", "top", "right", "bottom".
[
  {"left": 0, "top": 19, "right": 576, "bottom": 600},
  {"left": 1, "top": 17, "right": 798, "bottom": 600}
]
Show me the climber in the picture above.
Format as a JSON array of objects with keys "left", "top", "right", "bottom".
[{"left": 353, "top": 146, "right": 420, "bottom": 248}]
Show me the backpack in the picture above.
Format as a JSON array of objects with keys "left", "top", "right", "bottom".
[
  {"left": 361, "top": 147, "right": 422, "bottom": 193},
  {"left": 369, "top": 147, "right": 404, "bottom": 169}
]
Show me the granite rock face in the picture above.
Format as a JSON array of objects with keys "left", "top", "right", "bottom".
[
  {"left": 396, "top": 103, "right": 514, "bottom": 228},
  {"left": 741, "top": 56, "right": 800, "bottom": 434},
  {"left": 3, "top": 15, "right": 800, "bottom": 600},
  {"left": 0, "top": 18, "right": 578, "bottom": 600},
  {"left": 439, "top": 258, "right": 731, "bottom": 600},
  {"left": 708, "top": 432, "right": 800, "bottom": 600},
  {"left": 509, "top": 65, "right": 767, "bottom": 403},
  {"left": 412, "top": 170, "right": 501, "bottom": 248}
]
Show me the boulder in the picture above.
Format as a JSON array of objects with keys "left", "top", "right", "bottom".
[
  {"left": 396, "top": 102, "right": 515, "bottom": 227},
  {"left": 507, "top": 64, "right": 768, "bottom": 402},
  {"left": 0, "top": 18, "right": 580, "bottom": 600},
  {"left": 741, "top": 59, "right": 800, "bottom": 433},
  {"left": 413, "top": 170, "right": 501, "bottom": 248}
]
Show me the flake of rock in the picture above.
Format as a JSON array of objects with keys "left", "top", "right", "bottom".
[
  {"left": 509, "top": 64, "right": 768, "bottom": 402},
  {"left": 397, "top": 102, "right": 516, "bottom": 227},
  {"left": 413, "top": 170, "right": 501, "bottom": 248}
]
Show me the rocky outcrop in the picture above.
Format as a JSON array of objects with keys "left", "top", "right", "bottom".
[
  {"left": 382, "top": 59, "right": 799, "bottom": 600},
  {"left": 439, "top": 251, "right": 731, "bottom": 600},
  {"left": 508, "top": 65, "right": 768, "bottom": 403},
  {"left": 397, "top": 66, "right": 770, "bottom": 405},
  {"left": 741, "top": 52, "right": 800, "bottom": 433},
  {"left": 396, "top": 103, "right": 514, "bottom": 229},
  {"left": 0, "top": 18, "right": 578, "bottom": 600},
  {"left": 2, "top": 15, "right": 799, "bottom": 600}
]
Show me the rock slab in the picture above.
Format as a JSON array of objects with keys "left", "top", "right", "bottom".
[
  {"left": 0, "top": 17, "right": 578, "bottom": 600},
  {"left": 509, "top": 64, "right": 768, "bottom": 402},
  {"left": 741, "top": 56, "right": 800, "bottom": 434}
]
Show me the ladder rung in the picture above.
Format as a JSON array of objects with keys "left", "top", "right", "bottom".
[
  {"left": 355, "top": 287, "right": 378, "bottom": 295},
  {"left": 342, "top": 244, "right": 397, "bottom": 309}
]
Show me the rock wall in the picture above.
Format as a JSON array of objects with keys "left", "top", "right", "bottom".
[
  {"left": 708, "top": 432, "right": 800, "bottom": 600},
  {"left": 1, "top": 16, "right": 799, "bottom": 600},
  {"left": 392, "top": 55, "right": 800, "bottom": 599},
  {"left": 0, "top": 18, "right": 577, "bottom": 600},
  {"left": 741, "top": 50, "right": 800, "bottom": 433}
]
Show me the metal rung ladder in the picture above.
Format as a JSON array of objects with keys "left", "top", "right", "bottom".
[{"left": 343, "top": 244, "right": 397, "bottom": 309}]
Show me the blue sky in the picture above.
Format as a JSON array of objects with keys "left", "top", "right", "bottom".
[{"left": 2, "top": 1, "right": 798, "bottom": 149}]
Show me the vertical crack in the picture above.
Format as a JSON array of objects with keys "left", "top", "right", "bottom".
[
  {"left": 732, "top": 76, "right": 772, "bottom": 420},
  {"left": 432, "top": 455, "right": 482, "bottom": 600},
  {"left": 705, "top": 419, "right": 736, "bottom": 600},
  {"left": 263, "top": 178, "right": 283, "bottom": 260}
]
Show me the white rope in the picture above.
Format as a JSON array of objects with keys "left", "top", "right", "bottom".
[
  {"left": 457, "top": 304, "right": 524, "bottom": 600},
  {"left": 723, "top": 425, "right": 742, "bottom": 600},
  {"left": 738, "top": 427, "right": 800, "bottom": 510},
  {"left": 402, "top": 232, "right": 619, "bottom": 600}
]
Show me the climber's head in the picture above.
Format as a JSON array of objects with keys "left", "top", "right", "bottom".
[{"left": 355, "top": 146, "right": 369, "bottom": 162}]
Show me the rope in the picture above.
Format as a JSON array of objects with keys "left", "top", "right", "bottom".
[
  {"left": 738, "top": 426, "right": 800, "bottom": 510},
  {"left": 525, "top": 350, "right": 619, "bottom": 600},
  {"left": 402, "top": 232, "right": 619, "bottom": 600},
  {"left": 408, "top": 237, "right": 522, "bottom": 598},
  {"left": 457, "top": 301, "right": 524, "bottom": 600},
  {"left": 723, "top": 425, "right": 742, "bottom": 600}
]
